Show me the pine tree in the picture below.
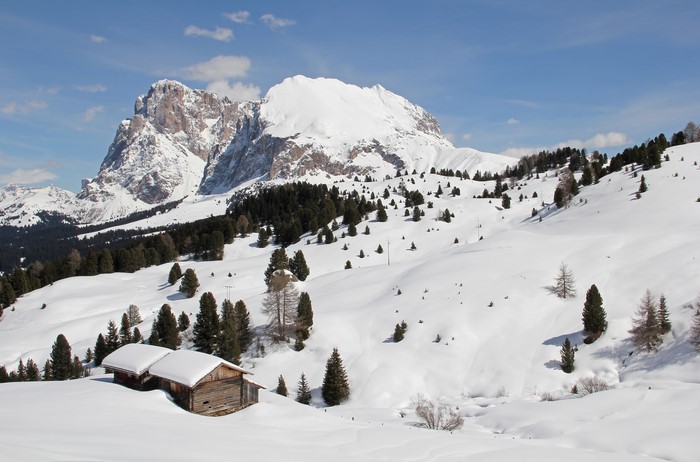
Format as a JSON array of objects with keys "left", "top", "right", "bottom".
[
  {"left": 127, "top": 304, "right": 142, "bottom": 327},
  {"left": 296, "top": 372, "right": 312, "bottom": 405},
  {"left": 155, "top": 304, "right": 180, "bottom": 350},
  {"left": 657, "top": 294, "right": 671, "bottom": 334},
  {"left": 119, "top": 313, "right": 132, "bottom": 345},
  {"left": 84, "top": 348, "right": 94, "bottom": 363},
  {"left": 193, "top": 292, "right": 220, "bottom": 354},
  {"left": 179, "top": 268, "right": 200, "bottom": 298},
  {"left": 554, "top": 262, "right": 576, "bottom": 298},
  {"left": 148, "top": 323, "right": 160, "bottom": 346},
  {"left": 321, "top": 348, "right": 350, "bottom": 406},
  {"left": 132, "top": 327, "right": 143, "bottom": 344},
  {"left": 638, "top": 175, "right": 648, "bottom": 193},
  {"left": 629, "top": 289, "right": 662, "bottom": 352},
  {"left": 218, "top": 317, "right": 241, "bottom": 365},
  {"left": 221, "top": 299, "right": 235, "bottom": 322},
  {"left": 262, "top": 272, "right": 299, "bottom": 340},
  {"left": 168, "top": 262, "right": 183, "bottom": 285},
  {"left": 0, "top": 365, "right": 9, "bottom": 383},
  {"left": 94, "top": 333, "right": 107, "bottom": 366},
  {"left": 70, "top": 355, "right": 84, "bottom": 379},
  {"left": 289, "top": 250, "right": 310, "bottom": 281},
  {"left": 257, "top": 228, "right": 270, "bottom": 248},
  {"left": 296, "top": 292, "right": 314, "bottom": 340},
  {"left": 376, "top": 206, "right": 388, "bottom": 222},
  {"left": 178, "top": 311, "right": 190, "bottom": 332},
  {"left": 412, "top": 206, "right": 421, "bottom": 222},
  {"left": 345, "top": 260, "right": 352, "bottom": 269},
  {"left": 264, "top": 248, "right": 289, "bottom": 286},
  {"left": 376, "top": 244, "right": 384, "bottom": 254},
  {"left": 582, "top": 284, "right": 607, "bottom": 341},
  {"left": 690, "top": 303, "right": 700, "bottom": 352},
  {"left": 105, "top": 320, "right": 120, "bottom": 355},
  {"left": 501, "top": 193, "right": 511, "bottom": 209},
  {"left": 26, "top": 358, "right": 40, "bottom": 381},
  {"left": 560, "top": 337, "right": 575, "bottom": 373},
  {"left": 50, "top": 334, "right": 73, "bottom": 381},
  {"left": 42, "top": 359, "right": 51, "bottom": 381},
  {"left": 16, "top": 359, "right": 27, "bottom": 382},
  {"left": 234, "top": 300, "right": 253, "bottom": 352},
  {"left": 276, "top": 374, "right": 288, "bottom": 397}
]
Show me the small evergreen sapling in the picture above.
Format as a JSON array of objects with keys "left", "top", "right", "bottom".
[
  {"left": 560, "top": 337, "right": 575, "bottom": 373},
  {"left": 276, "top": 375, "right": 288, "bottom": 397},
  {"left": 657, "top": 294, "right": 671, "bottom": 334},
  {"left": 296, "top": 372, "right": 312, "bottom": 405}
]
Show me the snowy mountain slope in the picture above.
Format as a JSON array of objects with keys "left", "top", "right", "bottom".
[
  {"left": 0, "top": 76, "right": 516, "bottom": 226},
  {"left": 1, "top": 143, "right": 699, "bottom": 461},
  {"left": 0, "top": 184, "right": 80, "bottom": 227}
]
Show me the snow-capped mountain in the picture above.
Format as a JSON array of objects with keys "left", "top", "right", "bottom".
[{"left": 0, "top": 76, "right": 515, "bottom": 226}]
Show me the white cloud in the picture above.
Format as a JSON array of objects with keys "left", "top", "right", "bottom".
[
  {"left": 1, "top": 100, "right": 47, "bottom": 115},
  {"left": 0, "top": 168, "right": 57, "bottom": 185},
  {"left": 503, "top": 99, "right": 538, "bottom": 108},
  {"left": 184, "top": 25, "right": 233, "bottom": 42},
  {"left": 206, "top": 80, "right": 261, "bottom": 102},
  {"left": 260, "top": 14, "right": 296, "bottom": 29},
  {"left": 1, "top": 102, "right": 17, "bottom": 114},
  {"left": 462, "top": 133, "right": 473, "bottom": 141},
  {"left": 90, "top": 34, "right": 107, "bottom": 43},
  {"left": 507, "top": 118, "right": 520, "bottom": 125},
  {"left": 182, "top": 55, "right": 251, "bottom": 81},
  {"left": 223, "top": 11, "right": 251, "bottom": 24},
  {"left": 83, "top": 106, "right": 104, "bottom": 122},
  {"left": 499, "top": 131, "right": 632, "bottom": 158},
  {"left": 75, "top": 84, "right": 107, "bottom": 93}
]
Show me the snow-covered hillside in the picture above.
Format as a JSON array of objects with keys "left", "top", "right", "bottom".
[{"left": 1, "top": 143, "right": 699, "bottom": 461}]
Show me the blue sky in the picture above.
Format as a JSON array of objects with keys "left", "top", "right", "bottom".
[{"left": 1, "top": 1, "right": 699, "bottom": 192}]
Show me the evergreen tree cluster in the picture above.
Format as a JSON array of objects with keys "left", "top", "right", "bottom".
[
  {"left": 189, "top": 292, "right": 253, "bottom": 365},
  {"left": 264, "top": 248, "right": 310, "bottom": 285},
  {"left": 393, "top": 320, "right": 408, "bottom": 342},
  {"left": 94, "top": 306, "right": 144, "bottom": 366},
  {"left": 229, "top": 182, "right": 378, "bottom": 247}
]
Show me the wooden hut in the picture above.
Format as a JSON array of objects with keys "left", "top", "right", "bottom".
[
  {"left": 101, "top": 343, "right": 172, "bottom": 391},
  {"left": 148, "top": 349, "right": 261, "bottom": 416}
]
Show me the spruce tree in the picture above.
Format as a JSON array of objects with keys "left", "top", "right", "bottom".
[
  {"left": 657, "top": 294, "right": 671, "bottom": 334},
  {"left": 560, "top": 337, "right": 575, "bottom": 373},
  {"left": 221, "top": 299, "right": 235, "bottom": 322},
  {"left": 42, "top": 359, "right": 52, "bottom": 381},
  {"left": 321, "top": 348, "right": 350, "bottom": 406},
  {"left": 119, "top": 313, "right": 132, "bottom": 345},
  {"left": 0, "top": 365, "right": 9, "bottom": 383},
  {"left": 155, "top": 304, "right": 180, "bottom": 350},
  {"left": 264, "top": 248, "right": 289, "bottom": 286},
  {"left": 168, "top": 262, "right": 183, "bottom": 285},
  {"left": 296, "top": 292, "right": 314, "bottom": 340},
  {"left": 582, "top": 284, "right": 607, "bottom": 341},
  {"left": 70, "top": 355, "right": 85, "bottom": 379},
  {"left": 16, "top": 359, "right": 27, "bottom": 382},
  {"left": 376, "top": 206, "right": 388, "bottom": 222},
  {"left": 289, "top": 250, "right": 310, "bottom": 281},
  {"left": 234, "top": 300, "right": 253, "bottom": 353},
  {"left": 94, "top": 333, "right": 107, "bottom": 366},
  {"left": 179, "top": 268, "right": 200, "bottom": 298},
  {"left": 629, "top": 289, "right": 662, "bottom": 352},
  {"left": 148, "top": 323, "right": 160, "bottom": 346},
  {"left": 105, "top": 320, "right": 120, "bottom": 355},
  {"left": 178, "top": 311, "right": 190, "bottom": 332},
  {"left": 50, "top": 334, "right": 73, "bottom": 381},
  {"left": 26, "top": 358, "right": 40, "bottom": 381},
  {"left": 193, "top": 292, "right": 220, "bottom": 354},
  {"left": 132, "top": 327, "right": 143, "bottom": 344},
  {"left": 296, "top": 372, "right": 312, "bottom": 405},
  {"left": 393, "top": 323, "right": 405, "bottom": 342},
  {"left": 84, "top": 347, "right": 94, "bottom": 363},
  {"left": 218, "top": 317, "right": 241, "bottom": 365},
  {"left": 276, "top": 374, "right": 288, "bottom": 397}
]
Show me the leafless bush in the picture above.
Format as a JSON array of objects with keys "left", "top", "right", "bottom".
[
  {"left": 575, "top": 376, "right": 610, "bottom": 396},
  {"left": 411, "top": 394, "right": 463, "bottom": 431},
  {"left": 539, "top": 391, "right": 556, "bottom": 401}
]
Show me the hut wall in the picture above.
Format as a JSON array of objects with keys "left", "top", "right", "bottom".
[{"left": 191, "top": 376, "right": 244, "bottom": 416}]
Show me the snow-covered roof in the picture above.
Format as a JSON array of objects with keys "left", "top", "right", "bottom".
[
  {"left": 148, "top": 349, "right": 250, "bottom": 388},
  {"left": 102, "top": 343, "right": 173, "bottom": 376}
]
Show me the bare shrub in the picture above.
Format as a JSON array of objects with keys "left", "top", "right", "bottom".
[
  {"left": 539, "top": 391, "right": 556, "bottom": 402},
  {"left": 575, "top": 376, "right": 610, "bottom": 396},
  {"left": 411, "top": 394, "right": 463, "bottom": 431}
]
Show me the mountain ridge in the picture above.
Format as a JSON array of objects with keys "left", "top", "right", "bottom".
[{"left": 0, "top": 76, "right": 515, "bottom": 226}]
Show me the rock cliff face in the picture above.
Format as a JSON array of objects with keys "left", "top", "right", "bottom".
[{"left": 1, "top": 76, "right": 515, "bottom": 225}]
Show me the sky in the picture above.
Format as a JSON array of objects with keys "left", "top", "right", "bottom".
[{"left": 1, "top": 1, "right": 699, "bottom": 192}]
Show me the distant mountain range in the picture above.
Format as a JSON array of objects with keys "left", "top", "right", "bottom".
[{"left": 0, "top": 76, "right": 515, "bottom": 227}]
